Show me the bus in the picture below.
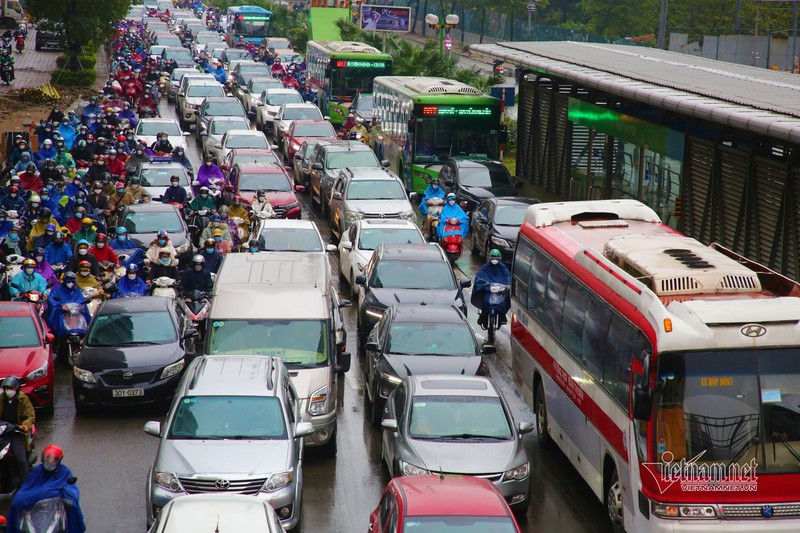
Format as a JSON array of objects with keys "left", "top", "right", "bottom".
[
  {"left": 371, "top": 76, "right": 503, "bottom": 195},
  {"left": 226, "top": 5, "right": 272, "bottom": 46},
  {"left": 305, "top": 40, "right": 392, "bottom": 125},
  {"left": 510, "top": 198, "right": 800, "bottom": 532}
]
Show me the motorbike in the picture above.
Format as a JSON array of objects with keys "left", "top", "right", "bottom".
[
  {"left": 14, "top": 290, "right": 45, "bottom": 316},
  {"left": 81, "top": 287, "right": 104, "bottom": 317},
  {"left": 184, "top": 289, "right": 210, "bottom": 335},
  {"left": 15, "top": 35, "right": 23, "bottom": 53},
  {"left": 0, "top": 421, "right": 36, "bottom": 495},
  {"left": 1, "top": 475, "right": 83, "bottom": 533},
  {"left": 152, "top": 276, "right": 177, "bottom": 299},
  {"left": 138, "top": 106, "right": 155, "bottom": 118},
  {"left": 424, "top": 197, "right": 444, "bottom": 241},
  {"left": 60, "top": 303, "right": 89, "bottom": 366},
  {"left": 439, "top": 217, "right": 464, "bottom": 265},
  {"left": 229, "top": 216, "right": 249, "bottom": 243},
  {"left": 1, "top": 61, "right": 14, "bottom": 85},
  {"left": 484, "top": 283, "right": 509, "bottom": 343}
]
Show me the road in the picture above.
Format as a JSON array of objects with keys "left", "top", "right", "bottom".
[{"left": 13, "top": 97, "right": 612, "bottom": 533}]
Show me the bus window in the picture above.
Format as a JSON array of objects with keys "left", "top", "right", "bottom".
[
  {"left": 232, "top": 18, "right": 270, "bottom": 37},
  {"left": 527, "top": 248, "right": 552, "bottom": 319},
  {"left": 512, "top": 238, "right": 532, "bottom": 309},
  {"left": 561, "top": 279, "right": 589, "bottom": 359},
  {"left": 604, "top": 315, "right": 638, "bottom": 406},
  {"left": 543, "top": 265, "right": 569, "bottom": 336},
  {"left": 414, "top": 116, "right": 500, "bottom": 162},
  {"left": 581, "top": 294, "right": 610, "bottom": 380}
]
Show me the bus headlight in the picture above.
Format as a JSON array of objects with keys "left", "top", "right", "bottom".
[{"left": 652, "top": 503, "right": 717, "bottom": 519}]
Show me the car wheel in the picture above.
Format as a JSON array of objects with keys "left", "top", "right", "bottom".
[
  {"left": 535, "top": 383, "right": 554, "bottom": 449},
  {"left": 606, "top": 470, "right": 625, "bottom": 533}
]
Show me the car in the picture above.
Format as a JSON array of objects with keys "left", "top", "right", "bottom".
[
  {"left": 231, "top": 61, "right": 270, "bottom": 82},
  {"left": 34, "top": 20, "right": 64, "bottom": 51},
  {"left": 338, "top": 219, "right": 425, "bottom": 287},
  {"left": 166, "top": 67, "right": 200, "bottom": 102},
  {"left": 147, "top": 45, "right": 167, "bottom": 61},
  {"left": 328, "top": 167, "right": 416, "bottom": 243},
  {"left": 369, "top": 475, "right": 523, "bottom": 533},
  {"left": 72, "top": 297, "right": 198, "bottom": 412},
  {"left": 263, "top": 37, "right": 292, "bottom": 50},
  {"left": 137, "top": 161, "right": 194, "bottom": 204},
  {"left": 471, "top": 197, "right": 540, "bottom": 262},
  {"left": 147, "top": 494, "right": 286, "bottom": 533},
  {"left": 203, "top": 116, "right": 252, "bottom": 161},
  {"left": 273, "top": 49, "right": 303, "bottom": 65},
  {"left": 363, "top": 306, "right": 492, "bottom": 423},
  {"left": 190, "top": 31, "right": 221, "bottom": 57},
  {"left": 307, "top": 140, "right": 388, "bottom": 218},
  {"left": 237, "top": 76, "right": 284, "bottom": 114},
  {"left": 203, "top": 41, "right": 226, "bottom": 59},
  {"left": 271, "top": 103, "right": 325, "bottom": 149},
  {"left": 282, "top": 120, "right": 337, "bottom": 162},
  {"left": 174, "top": 73, "right": 217, "bottom": 116},
  {"left": 291, "top": 140, "right": 318, "bottom": 189},
  {"left": 351, "top": 92, "right": 373, "bottom": 124},
  {"left": 176, "top": 80, "right": 226, "bottom": 129},
  {"left": 160, "top": 46, "right": 194, "bottom": 68},
  {"left": 224, "top": 162, "right": 301, "bottom": 219},
  {"left": 220, "top": 148, "right": 280, "bottom": 178},
  {"left": 219, "top": 48, "right": 251, "bottom": 68},
  {"left": 153, "top": 33, "right": 183, "bottom": 49},
  {"left": 143, "top": 355, "right": 313, "bottom": 529},
  {"left": 440, "top": 159, "right": 523, "bottom": 215},
  {"left": 255, "top": 88, "right": 303, "bottom": 133},
  {"left": 255, "top": 219, "right": 336, "bottom": 253},
  {"left": 116, "top": 203, "right": 195, "bottom": 266},
  {"left": 135, "top": 118, "right": 190, "bottom": 152},
  {"left": 216, "top": 129, "right": 272, "bottom": 167},
  {"left": 0, "top": 302, "right": 54, "bottom": 412},
  {"left": 355, "top": 243, "right": 471, "bottom": 345},
  {"left": 194, "top": 96, "right": 247, "bottom": 142}
]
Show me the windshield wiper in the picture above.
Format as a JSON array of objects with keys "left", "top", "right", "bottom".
[
  {"left": 123, "top": 341, "right": 165, "bottom": 346},
  {"left": 771, "top": 433, "right": 800, "bottom": 463},
  {"left": 434, "top": 433, "right": 509, "bottom": 440}
]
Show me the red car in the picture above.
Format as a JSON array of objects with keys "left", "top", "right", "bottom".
[
  {"left": 0, "top": 302, "right": 55, "bottom": 412},
  {"left": 225, "top": 162, "right": 303, "bottom": 219},
  {"left": 282, "top": 120, "right": 337, "bottom": 162},
  {"left": 369, "top": 475, "right": 522, "bottom": 533}
]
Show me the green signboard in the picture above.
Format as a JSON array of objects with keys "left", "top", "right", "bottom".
[{"left": 417, "top": 105, "right": 495, "bottom": 117}]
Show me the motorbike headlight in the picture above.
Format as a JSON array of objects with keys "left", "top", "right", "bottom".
[
  {"left": 72, "top": 366, "right": 96, "bottom": 384},
  {"left": 307, "top": 385, "right": 329, "bottom": 416},
  {"left": 26, "top": 360, "right": 48, "bottom": 382},
  {"left": 160, "top": 359, "right": 185, "bottom": 380},
  {"left": 503, "top": 463, "right": 530, "bottom": 481},
  {"left": 400, "top": 210, "right": 416, "bottom": 221},
  {"left": 399, "top": 461, "right": 429, "bottom": 476},
  {"left": 261, "top": 470, "right": 293, "bottom": 492},
  {"left": 154, "top": 471, "right": 182, "bottom": 492},
  {"left": 345, "top": 211, "right": 364, "bottom": 222},
  {"left": 491, "top": 236, "right": 511, "bottom": 248},
  {"left": 174, "top": 240, "right": 192, "bottom": 254}
]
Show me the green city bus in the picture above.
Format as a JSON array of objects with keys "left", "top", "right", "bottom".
[
  {"left": 305, "top": 40, "right": 392, "bottom": 125},
  {"left": 370, "top": 76, "right": 503, "bottom": 194}
]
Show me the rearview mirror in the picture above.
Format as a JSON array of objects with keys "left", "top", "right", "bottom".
[
  {"left": 312, "top": 163, "right": 323, "bottom": 171},
  {"left": 444, "top": 180, "right": 454, "bottom": 187},
  {"left": 338, "top": 299, "right": 352, "bottom": 308},
  {"left": 224, "top": 184, "right": 234, "bottom": 192},
  {"left": 182, "top": 328, "right": 198, "bottom": 339},
  {"left": 481, "top": 344, "right": 497, "bottom": 355},
  {"left": 364, "top": 341, "right": 379, "bottom": 352},
  {"left": 45, "top": 332, "right": 54, "bottom": 344},
  {"left": 294, "top": 153, "right": 302, "bottom": 160},
  {"left": 219, "top": 164, "right": 229, "bottom": 171},
  {"left": 326, "top": 244, "right": 337, "bottom": 252},
  {"left": 182, "top": 131, "right": 190, "bottom": 136},
  {"left": 332, "top": 191, "right": 342, "bottom": 200},
  {"left": 336, "top": 351, "right": 351, "bottom": 373},
  {"left": 381, "top": 418, "right": 398, "bottom": 431},
  {"left": 295, "top": 421, "right": 314, "bottom": 438},
  {"left": 409, "top": 192, "right": 419, "bottom": 201},
  {"left": 518, "top": 421, "right": 534, "bottom": 435},
  {"left": 380, "top": 159, "right": 390, "bottom": 168},
  {"left": 143, "top": 420, "right": 162, "bottom": 437},
  {"left": 295, "top": 184, "right": 305, "bottom": 193},
  {"left": 633, "top": 387, "right": 653, "bottom": 421},
  {"left": 459, "top": 278, "right": 472, "bottom": 288},
  {"left": 341, "top": 241, "right": 352, "bottom": 250},
  {"left": 355, "top": 274, "right": 366, "bottom": 285}
]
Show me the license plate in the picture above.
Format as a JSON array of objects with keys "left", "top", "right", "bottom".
[{"left": 112, "top": 388, "right": 144, "bottom": 398}]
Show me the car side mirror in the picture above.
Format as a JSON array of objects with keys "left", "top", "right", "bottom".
[
  {"left": 332, "top": 191, "right": 342, "bottom": 200},
  {"left": 143, "top": 420, "right": 162, "bottom": 437},
  {"left": 295, "top": 421, "right": 314, "bottom": 438},
  {"left": 475, "top": 214, "right": 487, "bottom": 223},
  {"left": 270, "top": 144, "right": 279, "bottom": 150},
  {"left": 295, "top": 184, "right": 305, "bottom": 193},
  {"left": 182, "top": 328, "right": 198, "bottom": 339},
  {"left": 341, "top": 241, "right": 352, "bottom": 250},
  {"left": 182, "top": 131, "right": 190, "bottom": 136},
  {"left": 380, "top": 159, "right": 390, "bottom": 168},
  {"left": 515, "top": 180, "right": 524, "bottom": 189},
  {"left": 633, "top": 386, "right": 653, "bottom": 421},
  {"left": 294, "top": 153, "right": 302, "bottom": 160},
  {"left": 381, "top": 418, "right": 398, "bottom": 431},
  {"left": 326, "top": 244, "right": 337, "bottom": 252},
  {"left": 45, "top": 332, "right": 54, "bottom": 344},
  {"left": 219, "top": 164, "right": 229, "bottom": 171},
  {"left": 364, "top": 341, "right": 379, "bottom": 352},
  {"left": 355, "top": 274, "right": 366, "bottom": 285},
  {"left": 481, "top": 344, "right": 497, "bottom": 355},
  {"left": 312, "top": 162, "right": 323, "bottom": 171},
  {"left": 518, "top": 421, "right": 534, "bottom": 435},
  {"left": 323, "top": 115, "right": 330, "bottom": 121},
  {"left": 338, "top": 299, "right": 352, "bottom": 308},
  {"left": 460, "top": 278, "right": 472, "bottom": 288},
  {"left": 336, "top": 351, "right": 351, "bottom": 373},
  {"left": 444, "top": 180, "right": 454, "bottom": 187},
  {"left": 408, "top": 192, "right": 418, "bottom": 201},
  {"left": 178, "top": 92, "right": 185, "bottom": 97}
]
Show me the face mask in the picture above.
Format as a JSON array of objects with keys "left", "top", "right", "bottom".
[
  {"left": 205, "top": 162, "right": 211, "bottom": 166},
  {"left": 160, "top": 137, "right": 167, "bottom": 141},
  {"left": 35, "top": 255, "right": 44, "bottom": 262},
  {"left": 448, "top": 200, "right": 456, "bottom": 206},
  {"left": 205, "top": 247, "right": 214, "bottom": 254},
  {"left": 157, "top": 238, "right": 166, "bottom": 246},
  {"left": 75, "top": 212, "right": 83, "bottom": 219},
  {"left": 131, "top": 184, "right": 139, "bottom": 190},
  {"left": 24, "top": 268, "right": 34, "bottom": 275},
  {"left": 490, "top": 259, "right": 500, "bottom": 265},
  {"left": 94, "top": 189, "right": 102, "bottom": 195},
  {"left": 79, "top": 270, "right": 90, "bottom": 277},
  {"left": 159, "top": 257, "right": 169, "bottom": 265},
  {"left": 76, "top": 198, "right": 84, "bottom": 204},
  {"left": 97, "top": 242, "right": 105, "bottom": 248},
  {"left": 127, "top": 273, "right": 136, "bottom": 280},
  {"left": 8, "top": 234, "right": 18, "bottom": 241},
  {"left": 41, "top": 195, "right": 50, "bottom": 201},
  {"left": 171, "top": 182, "right": 179, "bottom": 187},
  {"left": 249, "top": 247, "right": 258, "bottom": 253},
  {"left": 9, "top": 193, "right": 16, "bottom": 199},
  {"left": 200, "top": 193, "right": 208, "bottom": 198},
  {"left": 45, "top": 231, "right": 54, "bottom": 236},
  {"left": 31, "top": 203, "right": 40, "bottom": 209},
  {"left": 65, "top": 282, "right": 75, "bottom": 289},
  {"left": 194, "top": 264, "right": 203, "bottom": 271},
  {"left": 116, "top": 188, "right": 124, "bottom": 194},
  {"left": 214, "top": 236, "right": 221, "bottom": 242},
  {"left": 431, "top": 184, "right": 439, "bottom": 190},
  {"left": 78, "top": 248, "right": 88, "bottom": 256},
  {"left": 43, "top": 462, "right": 57, "bottom": 472},
  {"left": 73, "top": 180, "right": 81, "bottom": 187},
  {"left": 4, "top": 389, "right": 15, "bottom": 399}
]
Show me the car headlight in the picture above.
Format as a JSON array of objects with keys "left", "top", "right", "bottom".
[
  {"left": 491, "top": 236, "right": 511, "bottom": 248},
  {"left": 503, "top": 463, "right": 529, "bottom": 481},
  {"left": 307, "top": 385, "right": 329, "bottom": 416},
  {"left": 345, "top": 211, "right": 364, "bottom": 222},
  {"left": 283, "top": 201, "right": 299, "bottom": 210},
  {"left": 185, "top": 103, "right": 197, "bottom": 110},
  {"left": 175, "top": 240, "right": 192, "bottom": 254},
  {"left": 652, "top": 503, "right": 717, "bottom": 519},
  {"left": 26, "top": 360, "right": 48, "bottom": 381},
  {"left": 399, "top": 461, "right": 429, "bottom": 476},
  {"left": 400, "top": 211, "right": 417, "bottom": 221},
  {"left": 72, "top": 366, "right": 96, "bottom": 383},
  {"left": 154, "top": 471, "right": 182, "bottom": 492},
  {"left": 160, "top": 359, "right": 185, "bottom": 380},
  {"left": 365, "top": 305, "right": 384, "bottom": 319},
  {"left": 261, "top": 470, "right": 293, "bottom": 492}
]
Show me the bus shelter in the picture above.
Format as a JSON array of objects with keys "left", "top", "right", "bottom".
[{"left": 472, "top": 41, "right": 800, "bottom": 280}]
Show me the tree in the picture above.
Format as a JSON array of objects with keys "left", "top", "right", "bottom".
[
  {"left": 26, "top": 0, "right": 131, "bottom": 67},
  {"left": 579, "top": 0, "right": 659, "bottom": 37}
]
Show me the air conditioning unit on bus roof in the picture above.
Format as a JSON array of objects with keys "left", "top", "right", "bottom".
[
  {"left": 329, "top": 41, "right": 381, "bottom": 53},
  {"left": 603, "top": 235, "right": 762, "bottom": 297},
  {"left": 405, "top": 78, "right": 483, "bottom": 95}
]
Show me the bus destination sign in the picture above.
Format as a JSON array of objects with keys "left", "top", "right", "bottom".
[
  {"left": 240, "top": 15, "right": 272, "bottom": 20},
  {"left": 420, "top": 105, "right": 494, "bottom": 117},
  {"left": 334, "top": 60, "right": 389, "bottom": 68}
]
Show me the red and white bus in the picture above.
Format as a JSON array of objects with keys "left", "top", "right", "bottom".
[{"left": 510, "top": 199, "right": 800, "bottom": 532}]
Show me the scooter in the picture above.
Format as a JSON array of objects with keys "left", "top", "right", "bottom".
[
  {"left": 0, "top": 60, "right": 14, "bottom": 85},
  {"left": 424, "top": 197, "right": 444, "bottom": 241},
  {"left": 484, "top": 283, "right": 509, "bottom": 343},
  {"left": 152, "top": 276, "right": 177, "bottom": 299},
  {"left": 14, "top": 35, "right": 23, "bottom": 53},
  {"left": 13, "top": 290, "right": 45, "bottom": 316},
  {"left": 1, "top": 475, "right": 83, "bottom": 533},
  {"left": 0, "top": 421, "right": 36, "bottom": 495},
  {"left": 439, "top": 217, "right": 464, "bottom": 265},
  {"left": 59, "top": 303, "right": 89, "bottom": 366},
  {"left": 81, "top": 287, "right": 104, "bottom": 317},
  {"left": 184, "top": 289, "right": 210, "bottom": 335}
]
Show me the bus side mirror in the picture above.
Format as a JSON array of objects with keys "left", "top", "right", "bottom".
[
  {"left": 632, "top": 387, "right": 652, "bottom": 421},
  {"left": 499, "top": 124, "right": 508, "bottom": 145}
]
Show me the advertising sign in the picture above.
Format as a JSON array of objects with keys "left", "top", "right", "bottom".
[{"left": 360, "top": 5, "right": 411, "bottom": 32}]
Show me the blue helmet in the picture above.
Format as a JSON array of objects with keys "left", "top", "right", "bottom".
[
  {"left": 127, "top": 264, "right": 139, "bottom": 273},
  {"left": 116, "top": 226, "right": 127, "bottom": 235}
]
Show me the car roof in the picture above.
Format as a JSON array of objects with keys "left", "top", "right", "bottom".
[
  {"left": 291, "top": 120, "right": 331, "bottom": 127},
  {"left": 281, "top": 103, "right": 318, "bottom": 109},
  {"left": 249, "top": 76, "right": 280, "bottom": 84},
  {"left": 258, "top": 219, "right": 319, "bottom": 231},
  {"left": 126, "top": 203, "right": 182, "bottom": 214},
  {"left": 223, "top": 129, "right": 265, "bottom": 137},
  {"left": 211, "top": 286, "right": 328, "bottom": 319},
  {"left": 451, "top": 159, "right": 506, "bottom": 171},
  {"left": 357, "top": 219, "right": 420, "bottom": 229},
  {"left": 395, "top": 475, "right": 513, "bottom": 517},
  {"left": 209, "top": 116, "right": 249, "bottom": 123},
  {"left": 318, "top": 140, "right": 372, "bottom": 152},
  {"left": 140, "top": 162, "right": 185, "bottom": 170},
  {"left": 344, "top": 167, "right": 397, "bottom": 181},
  {"left": 491, "top": 196, "right": 539, "bottom": 207},
  {"left": 377, "top": 243, "right": 446, "bottom": 261},
  {"left": 201, "top": 96, "right": 239, "bottom": 103},
  {"left": 264, "top": 88, "right": 300, "bottom": 95},
  {"left": 388, "top": 304, "right": 466, "bottom": 325},
  {"left": 214, "top": 251, "right": 329, "bottom": 290},
  {"left": 235, "top": 162, "right": 286, "bottom": 173},
  {"left": 0, "top": 302, "right": 34, "bottom": 317},
  {"left": 186, "top": 355, "right": 286, "bottom": 396},
  {"left": 97, "top": 295, "right": 173, "bottom": 314},
  {"left": 229, "top": 148, "right": 276, "bottom": 156},
  {"left": 138, "top": 118, "right": 179, "bottom": 125},
  {"left": 408, "top": 374, "right": 499, "bottom": 398}
]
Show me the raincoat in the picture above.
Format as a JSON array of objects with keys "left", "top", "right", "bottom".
[{"left": 6, "top": 463, "right": 86, "bottom": 533}]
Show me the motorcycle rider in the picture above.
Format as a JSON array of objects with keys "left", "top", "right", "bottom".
[
  {"left": 147, "top": 250, "right": 179, "bottom": 284},
  {"left": 11, "top": 151, "right": 33, "bottom": 176},
  {"left": 103, "top": 106, "right": 119, "bottom": 128},
  {"left": 18, "top": 162, "right": 43, "bottom": 194},
  {"left": 9, "top": 258, "right": 48, "bottom": 299},
  {"left": 136, "top": 90, "right": 159, "bottom": 117},
  {"left": 195, "top": 154, "right": 225, "bottom": 193},
  {"left": 113, "top": 263, "right": 147, "bottom": 298},
  {"left": 26, "top": 208, "right": 60, "bottom": 251},
  {"left": 349, "top": 117, "right": 370, "bottom": 144},
  {"left": 473, "top": 248, "right": 511, "bottom": 328},
  {"left": 208, "top": 60, "right": 226, "bottom": 84},
  {"left": 0, "top": 210, "right": 12, "bottom": 239},
  {"left": 211, "top": 227, "right": 232, "bottom": 255},
  {"left": 123, "top": 176, "right": 151, "bottom": 204},
  {"left": 54, "top": 148, "right": 76, "bottom": 173},
  {"left": 7, "top": 137, "right": 29, "bottom": 167},
  {"left": 1, "top": 186, "right": 26, "bottom": 213},
  {"left": 146, "top": 230, "right": 177, "bottom": 266},
  {"left": 89, "top": 233, "right": 119, "bottom": 266},
  {"left": 74, "top": 260, "right": 102, "bottom": 293},
  {"left": 63, "top": 175, "right": 88, "bottom": 200},
  {"left": 228, "top": 195, "right": 250, "bottom": 234},
  {"left": 299, "top": 83, "right": 317, "bottom": 104},
  {"left": 87, "top": 182, "right": 110, "bottom": 218},
  {"left": 81, "top": 96, "right": 102, "bottom": 125},
  {"left": 70, "top": 139, "right": 93, "bottom": 164},
  {"left": 57, "top": 117, "right": 77, "bottom": 150},
  {"left": 62, "top": 207, "right": 87, "bottom": 236},
  {"left": 188, "top": 186, "right": 216, "bottom": 215},
  {"left": 179, "top": 254, "right": 213, "bottom": 295},
  {"left": 45, "top": 231, "right": 72, "bottom": 266},
  {"left": 117, "top": 101, "right": 138, "bottom": 129},
  {"left": 171, "top": 146, "right": 192, "bottom": 172},
  {"left": 106, "top": 151, "right": 126, "bottom": 178},
  {"left": 30, "top": 223, "right": 56, "bottom": 251},
  {"left": 125, "top": 143, "right": 150, "bottom": 174},
  {"left": 250, "top": 189, "right": 275, "bottom": 218},
  {"left": 31, "top": 248, "right": 58, "bottom": 288},
  {"left": 163, "top": 175, "right": 188, "bottom": 206},
  {"left": 247, "top": 238, "right": 260, "bottom": 254},
  {"left": 84, "top": 155, "right": 110, "bottom": 185},
  {"left": 436, "top": 193, "right": 469, "bottom": 240},
  {"left": 340, "top": 112, "right": 356, "bottom": 136},
  {"left": 38, "top": 160, "right": 61, "bottom": 187},
  {"left": 0, "top": 226, "right": 25, "bottom": 263},
  {"left": 282, "top": 71, "right": 300, "bottom": 90},
  {"left": 46, "top": 272, "right": 91, "bottom": 343},
  {"left": 270, "top": 57, "right": 285, "bottom": 77},
  {"left": 150, "top": 131, "right": 174, "bottom": 154},
  {"left": 200, "top": 238, "right": 223, "bottom": 274},
  {"left": 0, "top": 376, "right": 34, "bottom": 491},
  {"left": 419, "top": 177, "right": 445, "bottom": 217},
  {"left": 66, "top": 240, "right": 99, "bottom": 276},
  {"left": 70, "top": 219, "right": 98, "bottom": 250}
]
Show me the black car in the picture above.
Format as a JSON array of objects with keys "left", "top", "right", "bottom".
[
  {"left": 471, "top": 197, "right": 540, "bottom": 262},
  {"left": 351, "top": 93, "right": 373, "bottom": 124},
  {"left": 363, "top": 304, "right": 493, "bottom": 425},
  {"left": 72, "top": 297, "right": 198, "bottom": 411},
  {"left": 355, "top": 243, "right": 471, "bottom": 345},
  {"left": 440, "top": 159, "right": 522, "bottom": 215},
  {"left": 34, "top": 20, "right": 64, "bottom": 51},
  {"left": 117, "top": 203, "right": 196, "bottom": 266}
]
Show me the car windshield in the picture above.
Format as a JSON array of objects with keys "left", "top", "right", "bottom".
[
  {"left": 169, "top": 396, "right": 287, "bottom": 440},
  {"left": 282, "top": 107, "right": 323, "bottom": 121},
  {"left": 414, "top": 115, "right": 501, "bottom": 162},
  {"left": 355, "top": 95, "right": 373, "bottom": 112},
  {"left": 459, "top": 166, "right": 513, "bottom": 188},
  {"left": 409, "top": 395, "right": 512, "bottom": 440},
  {"left": 122, "top": 210, "right": 183, "bottom": 233},
  {"left": 237, "top": 172, "right": 290, "bottom": 192},
  {"left": 387, "top": 323, "right": 475, "bottom": 356},
  {"left": 187, "top": 85, "right": 225, "bottom": 98},
  {"left": 86, "top": 311, "right": 177, "bottom": 346},
  {"left": 346, "top": 179, "right": 405, "bottom": 200},
  {"left": 238, "top": 65, "right": 269, "bottom": 76},
  {"left": 210, "top": 119, "right": 249, "bottom": 135},
  {"left": 158, "top": 38, "right": 183, "bottom": 48},
  {"left": 326, "top": 151, "right": 379, "bottom": 170},
  {"left": 207, "top": 319, "right": 329, "bottom": 367},
  {"left": 402, "top": 516, "right": 518, "bottom": 532},
  {"left": 232, "top": 153, "right": 279, "bottom": 165},
  {"left": 137, "top": 122, "right": 182, "bottom": 136},
  {"left": 140, "top": 167, "right": 188, "bottom": 187},
  {"left": 251, "top": 80, "right": 283, "bottom": 94},
  {"left": 292, "top": 123, "right": 335, "bottom": 138},
  {"left": 266, "top": 92, "right": 302, "bottom": 106},
  {"left": 357, "top": 228, "right": 424, "bottom": 250},
  {"left": 372, "top": 259, "right": 455, "bottom": 290},
  {"left": 194, "top": 33, "right": 218, "bottom": 44},
  {"left": 494, "top": 204, "right": 529, "bottom": 226},
  {"left": 224, "top": 50, "right": 250, "bottom": 61},
  {"left": 205, "top": 102, "right": 245, "bottom": 116},
  {"left": 171, "top": 70, "right": 196, "bottom": 82},
  {"left": 0, "top": 317, "right": 39, "bottom": 348},
  {"left": 258, "top": 228, "right": 322, "bottom": 252},
  {"left": 163, "top": 49, "right": 192, "bottom": 62},
  {"left": 149, "top": 46, "right": 165, "bottom": 56},
  {"left": 225, "top": 134, "right": 269, "bottom": 149}
]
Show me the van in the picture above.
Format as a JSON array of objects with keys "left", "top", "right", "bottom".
[{"left": 205, "top": 253, "right": 350, "bottom": 452}]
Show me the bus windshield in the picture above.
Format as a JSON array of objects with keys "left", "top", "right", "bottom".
[
  {"left": 232, "top": 18, "right": 270, "bottom": 38},
  {"left": 331, "top": 65, "right": 391, "bottom": 99},
  {"left": 414, "top": 116, "right": 500, "bottom": 162},
  {"left": 207, "top": 319, "right": 328, "bottom": 367},
  {"left": 655, "top": 348, "right": 800, "bottom": 473}
]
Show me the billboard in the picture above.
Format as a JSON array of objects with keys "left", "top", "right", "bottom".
[{"left": 360, "top": 5, "right": 411, "bottom": 32}]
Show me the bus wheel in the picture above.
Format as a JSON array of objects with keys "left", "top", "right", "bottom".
[
  {"left": 534, "top": 383, "right": 553, "bottom": 449},
  {"left": 606, "top": 469, "right": 625, "bottom": 533}
]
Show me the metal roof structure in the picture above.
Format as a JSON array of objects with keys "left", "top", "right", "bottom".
[{"left": 471, "top": 41, "right": 800, "bottom": 143}]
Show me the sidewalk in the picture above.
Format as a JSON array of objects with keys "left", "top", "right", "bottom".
[{"left": 0, "top": 29, "right": 59, "bottom": 93}]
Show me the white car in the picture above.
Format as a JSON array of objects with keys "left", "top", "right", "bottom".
[
  {"left": 147, "top": 45, "right": 166, "bottom": 61},
  {"left": 338, "top": 219, "right": 426, "bottom": 287},
  {"left": 166, "top": 67, "right": 199, "bottom": 103},
  {"left": 176, "top": 80, "right": 226, "bottom": 129},
  {"left": 256, "top": 88, "right": 303, "bottom": 133},
  {"left": 239, "top": 77, "right": 283, "bottom": 114},
  {"left": 216, "top": 129, "right": 274, "bottom": 166},
  {"left": 146, "top": 493, "right": 286, "bottom": 533},
  {"left": 271, "top": 103, "right": 324, "bottom": 149},
  {"left": 255, "top": 219, "right": 336, "bottom": 254},
  {"left": 203, "top": 116, "right": 251, "bottom": 160},
  {"left": 191, "top": 31, "right": 222, "bottom": 57},
  {"left": 135, "top": 118, "right": 190, "bottom": 152},
  {"left": 138, "top": 162, "right": 194, "bottom": 204}
]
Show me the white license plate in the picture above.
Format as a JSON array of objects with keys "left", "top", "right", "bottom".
[{"left": 112, "top": 388, "right": 144, "bottom": 398}]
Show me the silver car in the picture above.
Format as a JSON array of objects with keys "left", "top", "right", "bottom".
[
  {"left": 272, "top": 103, "right": 324, "bottom": 150},
  {"left": 338, "top": 219, "right": 425, "bottom": 286},
  {"left": 238, "top": 76, "right": 284, "bottom": 114},
  {"left": 144, "top": 355, "right": 313, "bottom": 530},
  {"left": 381, "top": 374, "right": 533, "bottom": 514},
  {"left": 203, "top": 116, "right": 251, "bottom": 160}
]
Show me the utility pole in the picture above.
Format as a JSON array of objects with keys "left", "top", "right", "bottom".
[
  {"left": 735, "top": 0, "right": 743, "bottom": 31},
  {"left": 657, "top": 0, "right": 668, "bottom": 49}
]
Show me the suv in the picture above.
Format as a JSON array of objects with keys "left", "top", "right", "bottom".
[
  {"left": 176, "top": 80, "right": 225, "bottom": 129},
  {"left": 166, "top": 67, "right": 199, "bottom": 102},
  {"left": 194, "top": 96, "right": 247, "bottom": 142},
  {"left": 308, "top": 140, "right": 388, "bottom": 218},
  {"left": 271, "top": 103, "right": 324, "bottom": 150},
  {"left": 328, "top": 167, "right": 416, "bottom": 243},
  {"left": 35, "top": 20, "right": 64, "bottom": 51},
  {"left": 144, "top": 355, "right": 313, "bottom": 529}
]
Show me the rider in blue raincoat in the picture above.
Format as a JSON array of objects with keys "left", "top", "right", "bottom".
[
  {"left": 109, "top": 227, "right": 144, "bottom": 269},
  {"left": 9, "top": 259, "right": 48, "bottom": 298},
  {"left": 436, "top": 193, "right": 469, "bottom": 239},
  {"left": 46, "top": 272, "right": 90, "bottom": 339},
  {"left": 471, "top": 249, "right": 511, "bottom": 328},
  {"left": 419, "top": 178, "right": 445, "bottom": 216},
  {"left": 113, "top": 264, "right": 147, "bottom": 298}
]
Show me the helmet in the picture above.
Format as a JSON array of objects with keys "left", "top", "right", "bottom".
[
  {"left": 33, "top": 246, "right": 45, "bottom": 256},
  {"left": 192, "top": 254, "right": 205, "bottom": 265},
  {"left": 127, "top": 263, "right": 139, "bottom": 273},
  {"left": 26, "top": 162, "right": 36, "bottom": 171},
  {"left": 175, "top": 146, "right": 184, "bottom": 153},
  {"left": 2, "top": 376, "right": 20, "bottom": 391},
  {"left": 40, "top": 207, "right": 52, "bottom": 218},
  {"left": 204, "top": 154, "right": 214, "bottom": 162},
  {"left": 199, "top": 186, "right": 210, "bottom": 193},
  {"left": 45, "top": 223, "right": 56, "bottom": 232},
  {"left": 157, "top": 230, "right": 168, "bottom": 238},
  {"left": 96, "top": 233, "right": 107, "bottom": 243},
  {"left": 248, "top": 239, "right": 259, "bottom": 248},
  {"left": 116, "top": 226, "right": 128, "bottom": 235},
  {"left": 22, "top": 258, "right": 36, "bottom": 268},
  {"left": 204, "top": 238, "right": 216, "bottom": 248},
  {"left": 355, "top": 117, "right": 364, "bottom": 124},
  {"left": 63, "top": 271, "right": 77, "bottom": 282},
  {"left": 43, "top": 139, "right": 52, "bottom": 146},
  {"left": 115, "top": 181, "right": 125, "bottom": 189},
  {"left": 446, "top": 192, "right": 457, "bottom": 201},
  {"left": 489, "top": 249, "right": 502, "bottom": 260},
  {"left": 41, "top": 445, "right": 64, "bottom": 471},
  {"left": 77, "top": 260, "right": 92, "bottom": 269}
]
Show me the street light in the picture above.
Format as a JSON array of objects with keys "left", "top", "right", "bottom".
[{"left": 426, "top": 13, "right": 459, "bottom": 52}]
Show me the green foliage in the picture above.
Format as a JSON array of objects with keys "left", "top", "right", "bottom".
[
  {"left": 56, "top": 53, "right": 96, "bottom": 70},
  {"left": 504, "top": 117, "right": 518, "bottom": 150},
  {"left": 53, "top": 69, "right": 97, "bottom": 87}
]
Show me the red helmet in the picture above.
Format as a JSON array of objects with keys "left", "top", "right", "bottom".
[
  {"left": 42, "top": 445, "right": 63, "bottom": 465},
  {"left": 96, "top": 233, "right": 107, "bottom": 243}
]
